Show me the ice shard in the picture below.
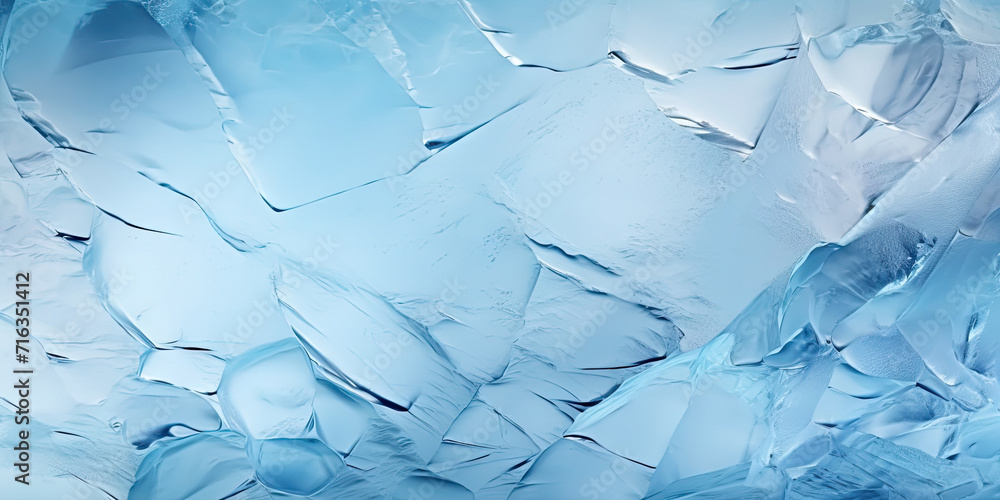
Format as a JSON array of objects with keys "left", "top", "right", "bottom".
[
  {"left": 942, "top": 0, "right": 1000, "bottom": 45},
  {"left": 4, "top": 0, "right": 1000, "bottom": 498},
  {"left": 608, "top": 0, "right": 801, "bottom": 153}
]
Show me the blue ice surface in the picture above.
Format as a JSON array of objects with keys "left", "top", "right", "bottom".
[{"left": 1, "top": 0, "right": 1000, "bottom": 498}]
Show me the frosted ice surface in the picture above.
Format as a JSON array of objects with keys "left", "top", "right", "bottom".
[
  {"left": 249, "top": 438, "right": 347, "bottom": 495},
  {"left": 609, "top": 0, "right": 800, "bottom": 153},
  {"left": 2, "top": 0, "right": 1000, "bottom": 499},
  {"left": 458, "top": 0, "right": 616, "bottom": 71},
  {"left": 462, "top": 0, "right": 801, "bottom": 153},
  {"left": 218, "top": 339, "right": 318, "bottom": 440},
  {"left": 943, "top": 0, "right": 1000, "bottom": 45}
]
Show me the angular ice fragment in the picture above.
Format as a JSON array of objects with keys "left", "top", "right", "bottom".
[
  {"left": 277, "top": 268, "right": 455, "bottom": 410},
  {"left": 60, "top": 1, "right": 177, "bottom": 71},
  {"left": 608, "top": 0, "right": 800, "bottom": 152},
  {"left": 644, "top": 369, "right": 768, "bottom": 487},
  {"left": 942, "top": 0, "right": 1000, "bottom": 45},
  {"left": 632, "top": 64, "right": 797, "bottom": 153},
  {"left": 250, "top": 438, "right": 346, "bottom": 495},
  {"left": 795, "top": 0, "right": 905, "bottom": 41},
  {"left": 894, "top": 236, "right": 1000, "bottom": 392},
  {"left": 275, "top": 266, "right": 483, "bottom": 459},
  {"left": 429, "top": 398, "right": 542, "bottom": 491},
  {"left": 218, "top": 338, "right": 317, "bottom": 440},
  {"left": 778, "top": 221, "right": 930, "bottom": 346},
  {"left": 392, "top": 474, "right": 474, "bottom": 500},
  {"left": 84, "top": 215, "right": 292, "bottom": 353},
  {"left": 785, "top": 432, "right": 984, "bottom": 498},
  {"left": 32, "top": 185, "right": 95, "bottom": 239},
  {"left": 327, "top": 0, "right": 551, "bottom": 147},
  {"left": 829, "top": 362, "right": 910, "bottom": 399},
  {"left": 107, "top": 379, "right": 222, "bottom": 449},
  {"left": 763, "top": 325, "right": 821, "bottom": 369},
  {"left": 513, "top": 268, "right": 679, "bottom": 371},
  {"left": 837, "top": 326, "right": 925, "bottom": 381},
  {"left": 61, "top": 154, "right": 193, "bottom": 236},
  {"left": 609, "top": 0, "right": 798, "bottom": 81},
  {"left": 138, "top": 349, "right": 226, "bottom": 395},
  {"left": 129, "top": 432, "right": 255, "bottom": 500},
  {"left": 646, "top": 462, "right": 775, "bottom": 500},
  {"left": 311, "top": 379, "right": 378, "bottom": 456},
  {"left": 163, "top": 0, "right": 425, "bottom": 209},
  {"left": 728, "top": 275, "right": 786, "bottom": 366},
  {"left": 959, "top": 168, "right": 1000, "bottom": 241},
  {"left": 458, "top": 0, "right": 616, "bottom": 71},
  {"left": 809, "top": 26, "right": 940, "bottom": 122},
  {"left": 508, "top": 438, "right": 653, "bottom": 500},
  {"left": 564, "top": 335, "right": 770, "bottom": 475},
  {"left": 806, "top": 19, "right": 978, "bottom": 147}
]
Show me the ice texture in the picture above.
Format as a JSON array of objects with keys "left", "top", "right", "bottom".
[{"left": 2, "top": 0, "right": 1000, "bottom": 499}]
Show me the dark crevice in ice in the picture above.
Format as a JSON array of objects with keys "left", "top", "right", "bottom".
[
  {"left": 56, "top": 1, "right": 176, "bottom": 72},
  {"left": 502, "top": 58, "right": 608, "bottom": 74},
  {"left": 507, "top": 459, "right": 531, "bottom": 472},
  {"left": 287, "top": 99, "right": 528, "bottom": 208},
  {"left": 442, "top": 439, "right": 495, "bottom": 450},
  {"left": 65, "top": 471, "right": 121, "bottom": 500},
  {"left": 53, "top": 430, "right": 89, "bottom": 440},
  {"left": 283, "top": 308, "right": 412, "bottom": 413},
  {"left": 96, "top": 209, "right": 180, "bottom": 237},
  {"left": 10, "top": 87, "right": 74, "bottom": 148},
  {"left": 721, "top": 50, "right": 798, "bottom": 70},
  {"left": 137, "top": 173, "right": 257, "bottom": 252},
  {"left": 56, "top": 145, "right": 96, "bottom": 156},
  {"left": 55, "top": 232, "right": 91, "bottom": 242},
  {"left": 425, "top": 100, "right": 525, "bottom": 150},
  {"left": 562, "top": 434, "right": 657, "bottom": 469},
  {"left": 607, "top": 50, "right": 679, "bottom": 84},
  {"left": 256, "top": 99, "right": 527, "bottom": 213},
  {"left": 579, "top": 354, "right": 670, "bottom": 371},
  {"left": 524, "top": 235, "right": 622, "bottom": 278},
  {"left": 46, "top": 352, "right": 71, "bottom": 362}
]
